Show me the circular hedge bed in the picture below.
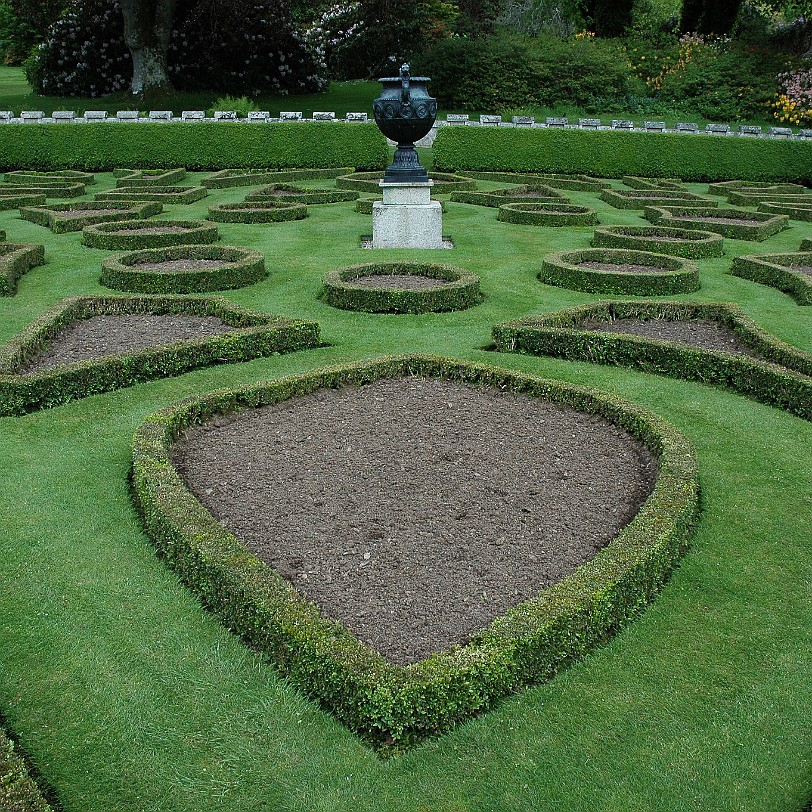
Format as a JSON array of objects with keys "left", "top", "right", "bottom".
[
  {"left": 757, "top": 201, "right": 812, "bottom": 222},
  {"left": 82, "top": 219, "right": 220, "bottom": 250},
  {"left": 100, "top": 245, "right": 266, "bottom": 294},
  {"left": 497, "top": 203, "right": 597, "bottom": 227},
  {"left": 450, "top": 186, "right": 565, "bottom": 207},
  {"left": 539, "top": 248, "right": 700, "bottom": 295},
  {"left": 335, "top": 172, "right": 476, "bottom": 193},
  {"left": 322, "top": 262, "right": 481, "bottom": 313},
  {"left": 207, "top": 201, "right": 308, "bottom": 223},
  {"left": 591, "top": 225, "right": 723, "bottom": 258},
  {"left": 244, "top": 184, "right": 358, "bottom": 204}
]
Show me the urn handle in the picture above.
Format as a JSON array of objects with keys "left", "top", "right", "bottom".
[{"left": 400, "top": 63, "right": 411, "bottom": 106}]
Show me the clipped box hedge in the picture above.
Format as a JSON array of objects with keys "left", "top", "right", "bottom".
[
  {"left": 622, "top": 176, "right": 683, "bottom": 190},
  {"left": 591, "top": 225, "right": 724, "bottom": 258},
  {"left": 725, "top": 190, "right": 812, "bottom": 207},
  {"left": 115, "top": 167, "right": 187, "bottom": 187},
  {"left": 82, "top": 218, "right": 219, "bottom": 250},
  {"left": 539, "top": 248, "right": 700, "bottom": 295},
  {"left": 0, "top": 182, "right": 85, "bottom": 198},
  {"left": 4, "top": 169, "right": 94, "bottom": 185},
  {"left": 130, "top": 353, "right": 699, "bottom": 748},
  {"left": 0, "top": 728, "right": 52, "bottom": 812},
  {"left": 644, "top": 205, "right": 789, "bottom": 241},
  {"left": 336, "top": 171, "right": 476, "bottom": 193},
  {"left": 731, "top": 252, "right": 812, "bottom": 305},
  {"left": 599, "top": 189, "right": 713, "bottom": 210},
  {"left": 321, "top": 262, "right": 482, "bottom": 313},
  {"left": 497, "top": 202, "right": 598, "bottom": 227},
  {"left": 493, "top": 300, "right": 812, "bottom": 419},
  {"left": 757, "top": 201, "right": 812, "bottom": 221},
  {"left": 0, "top": 242, "right": 45, "bottom": 295},
  {"left": 20, "top": 201, "right": 163, "bottom": 233},
  {"left": 203, "top": 167, "right": 355, "bottom": 189},
  {"left": 96, "top": 186, "right": 208, "bottom": 204},
  {"left": 100, "top": 245, "right": 266, "bottom": 294},
  {"left": 207, "top": 201, "right": 308, "bottom": 223},
  {"left": 0, "top": 122, "right": 388, "bottom": 172},
  {"left": 450, "top": 186, "right": 565, "bottom": 207},
  {"left": 432, "top": 126, "right": 812, "bottom": 182},
  {"left": 0, "top": 294, "right": 320, "bottom": 415},
  {"left": 243, "top": 184, "right": 358, "bottom": 204},
  {"left": 461, "top": 170, "right": 610, "bottom": 192},
  {"left": 707, "top": 180, "right": 805, "bottom": 196},
  {"left": 0, "top": 193, "right": 46, "bottom": 210}
]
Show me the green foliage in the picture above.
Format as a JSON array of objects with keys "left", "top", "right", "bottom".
[
  {"left": 0, "top": 727, "right": 52, "bottom": 811},
  {"left": 433, "top": 126, "right": 812, "bottom": 182},
  {"left": 644, "top": 205, "right": 789, "bottom": 240},
  {"left": 130, "top": 354, "right": 699, "bottom": 748},
  {"left": 335, "top": 171, "right": 476, "bottom": 192},
  {"left": 100, "top": 245, "right": 267, "bottom": 294},
  {"left": 114, "top": 168, "right": 187, "bottom": 187},
  {"left": 0, "top": 192, "right": 45, "bottom": 209},
  {"left": 243, "top": 184, "right": 358, "bottom": 204},
  {"left": 493, "top": 300, "right": 812, "bottom": 418},
  {"left": 591, "top": 224, "right": 724, "bottom": 257},
  {"left": 20, "top": 200, "right": 163, "bottom": 232},
  {"left": 0, "top": 122, "right": 388, "bottom": 172},
  {"left": 321, "top": 262, "right": 482, "bottom": 313},
  {"left": 81, "top": 218, "right": 220, "bottom": 250},
  {"left": 203, "top": 167, "right": 355, "bottom": 189},
  {"left": 497, "top": 202, "right": 599, "bottom": 226},
  {"left": 450, "top": 186, "right": 565, "bottom": 206},
  {"left": 96, "top": 186, "right": 208, "bottom": 204},
  {"left": 731, "top": 251, "right": 812, "bottom": 304},
  {"left": 0, "top": 295, "right": 321, "bottom": 414},
  {"left": 208, "top": 96, "right": 260, "bottom": 119},
  {"left": 207, "top": 201, "right": 309, "bottom": 223},
  {"left": 538, "top": 247, "right": 701, "bottom": 294},
  {"left": 599, "top": 188, "right": 712, "bottom": 208},
  {"left": 0, "top": 241, "right": 44, "bottom": 294},
  {"left": 4, "top": 169, "right": 95, "bottom": 184}
]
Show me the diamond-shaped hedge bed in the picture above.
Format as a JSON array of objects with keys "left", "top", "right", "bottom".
[
  {"left": 131, "top": 354, "right": 699, "bottom": 749},
  {"left": 0, "top": 295, "right": 319, "bottom": 415}
]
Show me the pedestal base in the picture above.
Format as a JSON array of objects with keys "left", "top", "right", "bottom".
[{"left": 372, "top": 181, "right": 445, "bottom": 249}]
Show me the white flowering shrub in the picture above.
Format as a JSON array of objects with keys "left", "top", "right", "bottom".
[{"left": 26, "top": 0, "right": 327, "bottom": 97}]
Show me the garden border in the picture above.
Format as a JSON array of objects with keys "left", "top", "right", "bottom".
[
  {"left": 81, "top": 218, "right": 220, "bottom": 250},
  {"left": 450, "top": 186, "right": 565, "bottom": 207},
  {"left": 243, "top": 184, "right": 358, "bottom": 204},
  {"left": 730, "top": 252, "right": 812, "bottom": 306},
  {"left": 497, "top": 203, "right": 598, "bottom": 227},
  {"left": 0, "top": 243, "right": 45, "bottom": 296},
  {"left": 20, "top": 201, "right": 163, "bottom": 233},
  {"left": 96, "top": 186, "right": 208, "bottom": 204},
  {"left": 335, "top": 171, "right": 476, "bottom": 193},
  {"left": 644, "top": 206, "right": 789, "bottom": 241},
  {"left": 590, "top": 225, "right": 724, "bottom": 258},
  {"left": 207, "top": 201, "right": 308, "bottom": 224},
  {"left": 114, "top": 168, "right": 187, "bottom": 187}
]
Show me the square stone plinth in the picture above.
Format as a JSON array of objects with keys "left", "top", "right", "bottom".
[{"left": 372, "top": 181, "right": 444, "bottom": 249}]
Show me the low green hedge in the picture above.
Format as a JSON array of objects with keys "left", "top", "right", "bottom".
[
  {"left": 321, "top": 262, "right": 482, "bottom": 313},
  {"left": 497, "top": 203, "right": 598, "bottom": 227},
  {"left": 591, "top": 225, "right": 724, "bottom": 258},
  {"left": 130, "top": 353, "right": 699, "bottom": 749},
  {"left": 622, "top": 176, "right": 683, "bottom": 190},
  {"left": 0, "top": 295, "right": 320, "bottom": 415},
  {"left": 707, "top": 180, "right": 805, "bottom": 196},
  {"left": 203, "top": 167, "right": 355, "bottom": 189},
  {"left": 539, "top": 248, "right": 700, "bottom": 295},
  {"left": 0, "top": 182, "right": 85, "bottom": 198},
  {"left": 600, "top": 189, "right": 713, "bottom": 210},
  {"left": 20, "top": 201, "right": 163, "bottom": 233},
  {"left": 493, "top": 300, "right": 812, "bottom": 419},
  {"left": 460, "top": 171, "right": 610, "bottom": 192},
  {"left": 100, "top": 245, "right": 266, "bottom": 294},
  {"left": 96, "top": 186, "right": 208, "bottom": 204},
  {"left": 207, "top": 201, "right": 308, "bottom": 223},
  {"left": 4, "top": 169, "right": 94, "bottom": 185},
  {"left": 725, "top": 190, "right": 812, "bottom": 207},
  {"left": 335, "top": 171, "right": 476, "bottom": 193},
  {"left": 0, "top": 122, "right": 388, "bottom": 172},
  {"left": 115, "top": 168, "right": 187, "bottom": 187},
  {"left": 432, "top": 126, "right": 812, "bottom": 182},
  {"left": 644, "top": 206, "right": 789, "bottom": 241},
  {"left": 0, "top": 193, "right": 46, "bottom": 210},
  {"left": 757, "top": 201, "right": 812, "bottom": 221},
  {"left": 0, "top": 243, "right": 45, "bottom": 295},
  {"left": 450, "top": 186, "right": 565, "bottom": 207},
  {"left": 243, "top": 184, "right": 358, "bottom": 204},
  {"left": 730, "top": 252, "right": 812, "bottom": 306},
  {"left": 0, "top": 728, "right": 52, "bottom": 812},
  {"left": 82, "top": 218, "right": 219, "bottom": 250}
]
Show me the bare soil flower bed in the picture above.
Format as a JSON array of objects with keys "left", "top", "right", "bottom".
[
  {"left": 21, "top": 314, "right": 238, "bottom": 372},
  {"left": 787, "top": 264, "right": 812, "bottom": 277},
  {"left": 170, "top": 377, "right": 658, "bottom": 665},
  {"left": 348, "top": 274, "right": 447, "bottom": 290}
]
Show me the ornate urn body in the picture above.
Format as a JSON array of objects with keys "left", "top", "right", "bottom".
[{"left": 373, "top": 64, "right": 437, "bottom": 183}]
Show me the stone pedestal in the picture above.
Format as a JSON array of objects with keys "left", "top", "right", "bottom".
[{"left": 372, "top": 181, "right": 444, "bottom": 249}]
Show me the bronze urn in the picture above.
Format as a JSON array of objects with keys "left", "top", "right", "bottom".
[{"left": 373, "top": 63, "right": 437, "bottom": 183}]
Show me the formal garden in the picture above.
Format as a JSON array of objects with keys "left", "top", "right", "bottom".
[{"left": 0, "top": 0, "right": 811, "bottom": 810}]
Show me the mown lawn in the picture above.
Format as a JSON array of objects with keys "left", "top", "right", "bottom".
[{"left": 0, "top": 170, "right": 810, "bottom": 811}]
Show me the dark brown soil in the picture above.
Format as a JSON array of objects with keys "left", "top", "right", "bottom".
[
  {"left": 131, "top": 259, "right": 228, "bottom": 272},
  {"left": 577, "top": 261, "right": 669, "bottom": 275},
  {"left": 788, "top": 264, "right": 812, "bottom": 278},
  {"left": 348, "top": 274, "right": 448, "bottom": 290},
  {"left": 170, "top": 377, "right": 659, "bottom": 665},
  {"left": 21, "top": 314, "right": 238, "bottom": 372},
  {"left": 580, "top": 318, "right": 760, "bottom": 357}
]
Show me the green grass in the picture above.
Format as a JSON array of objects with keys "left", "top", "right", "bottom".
[{"left": 0, "top": 169, "right": 810, "bottom": 811}]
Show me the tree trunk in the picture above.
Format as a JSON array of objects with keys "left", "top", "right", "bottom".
[{"left": 121, "top": 0, "right": 178, "bottom": 96}]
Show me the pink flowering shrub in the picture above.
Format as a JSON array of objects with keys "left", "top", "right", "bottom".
[{"left": 773, "top": 67, "right": 812, "bottom": 126}]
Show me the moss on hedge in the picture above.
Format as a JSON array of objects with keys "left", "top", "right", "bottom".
[
  {"left": 493, "top": 300, "right": 811, "bottom": 419},
  {"left": 600, "top": 189, "right": 713, "bottom": 210},
  {"left": 450, "top": 185, "right": 566, "bottom": 207},
  {"left": 644, "top": 205, "right": 789, "bottom": 241},
  {"left": 100, "top": 245, "right": 266, "bottom": 294},
  {"left": 321, "top": 262, "right": 482, "bottom": 313},
  {"left": 130, "top": 353, "right": 699, "bottom": 749},
  {"left": 21, "top": 201, "right": 163, "bottom": 233},
  {"left": 207, "top": 201, "right": 308, "bottom": 223},
  {"left": 114, "top": 167, "right": 187, "bottom": 187},
  {"left": 0, "top": 243, "right": 45, "bottom": 296},
  {"left": 203, "top": 167, "right": 355, "bottom": 189},
  {"left": 730, "top": 252, "right": 812, "bottom": 305},
  {"left": 0, "top": 295, "right": 320, "bottom": 415},
  {"left": 538, "top": 248, "right": 700, "bottom": 295},
  {"left": 82, "top": 218, "right": 220, "bottom": 250},
  {"left": 497, "top": 202, "right": 598, "bottom": 227},
  {"left": 243, "top": 184, "right": 358, "bottom": 204},
  {"left": 0, "top": 728, "right": 52, "bottom": 812},
  {"left": 96, "top": 186, "right": 208, "bottom": 204},
  {"left": 336, "top": 171, "right": 476, "bottom": 193},
  {"left": 591, "top": 225, "right": 724, "bottom": 258}
]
